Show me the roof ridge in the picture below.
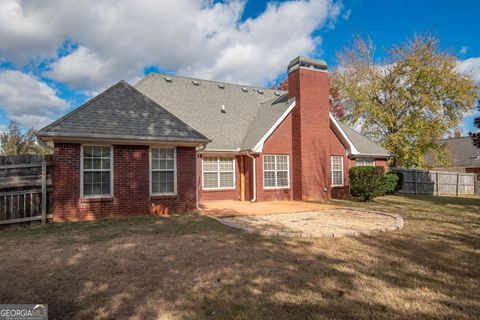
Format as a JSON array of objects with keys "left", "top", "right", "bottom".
[
  {"left": 125, "top": 82, "right": 209, "bottom": 141},
  {"left": 135, "top": 73, "right": 287, "bottom": 93},
  {"left": 38, "top": 80, "right": 128, "bottom": 133}
]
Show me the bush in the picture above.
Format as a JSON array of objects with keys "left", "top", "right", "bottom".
[
  {"left": 388, "top": 171, "right": 404, "bottom": 192},
  {"left": 382, "top": 172, "right": 400, "bottom": 194},
  {"left": 349, "top": 166, "right": 385, "bottom": 201}
]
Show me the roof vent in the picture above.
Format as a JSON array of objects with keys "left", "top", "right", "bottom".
[
  {"left": 164, "top": 77, "right": 172, "bottom": 82},
  {"left": 218, "top": 84, "right": 225, "bottom": 89},
  {"left": 221, "top": 104, "right": 226, "bottom": 113},
  {"left": 192, "top": 80, "right": 199, "bottom": 86},
  {"left": 257, "top": 89, "right": 264, "bottom": 94},
  {"left": 241, "top": 87, "right": 248, "bottom": 92},
  {"left": 274, "top": 91, "right": 280, "bottom": 96}
]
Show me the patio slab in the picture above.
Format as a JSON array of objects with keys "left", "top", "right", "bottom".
[
  {"left": 200, "top": 200, "right": 338, "bottom": 217},
  {"left": 214, "top": 208, "right": 404, "bottom": 238}
]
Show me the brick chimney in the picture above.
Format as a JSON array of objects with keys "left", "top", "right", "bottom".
[{"left": 287, "top": 56, "right": 331, "bottom": 200}]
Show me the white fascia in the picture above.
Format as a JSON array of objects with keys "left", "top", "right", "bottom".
[
  {"left": 329, "top": 113, "right": 359, "bottom": 155},
  {"left": 252, "top": 100, "right": 296, "bottom": 153}
]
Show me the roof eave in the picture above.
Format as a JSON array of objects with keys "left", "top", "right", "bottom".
[{"left": 37, "top": 132, "right": 211, "bottom": 147}]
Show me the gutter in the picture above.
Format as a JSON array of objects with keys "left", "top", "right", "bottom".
[
  {"left": 246, "top": 152, "right": 257, "bottom": 202},
  {"left": 196, "top": 145, "right": 207, "bottom": 211}
]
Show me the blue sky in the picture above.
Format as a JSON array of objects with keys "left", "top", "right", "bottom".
[{"left": 0, "top": 0, "right": 478, "bottom": 134}]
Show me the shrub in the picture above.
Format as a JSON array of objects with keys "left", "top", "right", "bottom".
[
  {"left": 388, "top": 171, "right": 404, "bottom": 192},
  {"left": 382, "top": 172, "right": 400, "bottom": 194},
  {"left": 349, "top": 166, "right": 385, "bottom": 201}
]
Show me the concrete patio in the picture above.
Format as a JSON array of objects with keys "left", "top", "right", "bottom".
[{"left": 200, "top": 200, "right": 337, "bottom": 217}]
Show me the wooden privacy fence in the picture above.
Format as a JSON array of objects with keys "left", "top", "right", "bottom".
[
  {"left": 393, "top": 168, "right": 477, "bottom": 196},
  {"left": 0, "top": 155, "right": 53, "bottom": 225}
]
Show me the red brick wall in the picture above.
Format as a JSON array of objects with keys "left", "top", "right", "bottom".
[
  {"left": 329, "top": 127, "right": 350, "bottom": 198},
  {"left": 348, "top": 158, "right": 389, "bottom": 172},
  {"left": 288, "top": 67, "right": 331, "bottom": 200},
  {"left": 256, "top": 112, "right": 293, "bottom": 201},
  {"left": 52, "top": 143, "right": 196, "bottom": 222},
  {"left": 466, "top": 167, "right": 480, "bottom": 175}
]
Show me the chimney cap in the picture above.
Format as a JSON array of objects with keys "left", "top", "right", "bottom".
[{"left": 288, "top": 56, "right": 328, "bottom": 72}]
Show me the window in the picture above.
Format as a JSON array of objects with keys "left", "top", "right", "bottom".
[
  {"left": 330, "top": 156, "right": 344, "bottom": 186},
  {"left": 202, "top": 157, "right": 235, "bottom": 189},
  {"left": 82, "top": 146, "right": 112, "bottom": 197},
  {"left": 263, "top": 155, "right": 289, "bottom": 188},
  {"left": 151, "top": 148, "right": 176, "bottom": 195},
  {"left": 356, "top": 158, "right": 375, "bottom": 167}
]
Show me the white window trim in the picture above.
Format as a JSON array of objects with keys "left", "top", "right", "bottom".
[
  {"left": 263, "top": 154, "right": 290, "bottom": 189},
  {"left": 330, "top": 155, "right": 344, "bottom": 187},
  {"left": 356, "top": 158, "right": 376, "bottom": 167},
  {"left": 201, "top": 156, "right": 236, "bottom": 190},
  {"left": 149, "top": 147, "right": 177, "bottom": 196},
  {"left": 80, "top": 145, "right": 114, "bottom": 198}
]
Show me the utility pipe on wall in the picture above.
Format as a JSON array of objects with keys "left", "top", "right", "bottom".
[
  {"left": 196, "top": 145, "right": 206, "bottom": 211},
  {"left": 246, "top": 153, "right": 257, "bottom": 202}
]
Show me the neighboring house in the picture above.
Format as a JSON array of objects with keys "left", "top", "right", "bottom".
[
  {"left": 434, "top": 136, "right": 480, "bottom": 174},
  {"left": 37, "top": 56, "right": 390, "bottom": 222}
]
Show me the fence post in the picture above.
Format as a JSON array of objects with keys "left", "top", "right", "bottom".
[
  {"left": 436, "top": 172, "right": 439, "bottom": 195},
  {"left": 41, "top": 157, "right": 47, "bottom": 224},
  {"left": 414, "top": 170, "right": 418, "bottom": 195}
]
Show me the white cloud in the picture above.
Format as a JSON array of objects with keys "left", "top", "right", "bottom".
[
  {"left": 342, "top": 8, "right": 352, "bottom": 20},
  {"left": 0, "top": 123, "right": 7, "bottom": 134},
  {"left": 458, "top": 57, "right": 480, "bottom": 132},
  {"left": 458, "top": 57, "right": 480, "bottom": 84},
  {"left": 0, "top": 70, "right": 68, "bottom": 128},
  {"left": 0, "top": 0, "right": 341, "bottom": 89},
  {"left": 44, "top": 46, "right": 115, "bottom": 89}
]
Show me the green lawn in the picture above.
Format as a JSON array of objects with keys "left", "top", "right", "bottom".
[{"left": 0, "top": 195, "right": 479, "bottom": 319}]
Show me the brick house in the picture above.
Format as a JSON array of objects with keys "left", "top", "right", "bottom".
[
  {"left": 432, "top": 136, "right": 480, "bottom": 174},
  {"left": 37, "top": 56, "right": 390, "bottom": 222}
]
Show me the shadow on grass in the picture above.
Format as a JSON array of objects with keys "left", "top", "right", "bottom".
[{"left": 0, "top": 197, "right": 479, "bottom": 319}]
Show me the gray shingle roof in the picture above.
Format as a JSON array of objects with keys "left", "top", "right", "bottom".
[
  {"left": 242, "top": 94, "right": 294, "bottom": 150},
  {"left": 337, "top": 121, "right": 390, "bottom": 157},
  {"left": 136, "top": 73, "right": 388, "bottom": 154},
  {"left": 37, "top": 81, "right": 209, "bottom": 144},
  {"left": 40, "top": 72, "right": 388, "bottom": 155},
  {"left": 439, "top": 136, "right": 480, "bottom": 167},
  {"left": 135, "top": 74, "right": 289, "bottom": 151}
]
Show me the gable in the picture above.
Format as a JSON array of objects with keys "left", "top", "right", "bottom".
[{"left": 37, "top": 81, "right": 209, "bottom": 145}]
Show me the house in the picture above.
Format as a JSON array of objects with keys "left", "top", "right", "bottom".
[
  {"left": 433, "top": 136, "right": 480, "bottom": 174},
  {"left": 37, "top": 56, "right": 390, "bottom": 222}
]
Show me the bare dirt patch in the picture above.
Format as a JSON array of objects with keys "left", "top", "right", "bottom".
[{"left": 218, "top": 208, "right": 403, "bottom": 238}]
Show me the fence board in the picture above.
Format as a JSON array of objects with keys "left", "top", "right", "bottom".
[
  {"left": 394, "top": 168, "right": 476, "bottom": 196},
  {"left": 0, "top": 155, "right": 53, "bottom": 225}
]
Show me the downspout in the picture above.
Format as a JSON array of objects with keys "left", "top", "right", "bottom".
[
  {"left": 196, "top": 145, "right": 206, "bottom": 211},
  {"left": 246, "top": 152, "right": 257, "bottom": 202}
]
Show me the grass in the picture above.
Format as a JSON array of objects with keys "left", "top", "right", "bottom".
[{"left": 0, "top": 195, "right": 479, "bottom": 319}]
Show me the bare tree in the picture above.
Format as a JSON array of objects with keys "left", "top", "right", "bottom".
[
  {"left": 0, "top": 121, "right": 48, "bottom": 156},
  {"left": 332, "top": 34, "right": 478, "bottom": 168}
]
